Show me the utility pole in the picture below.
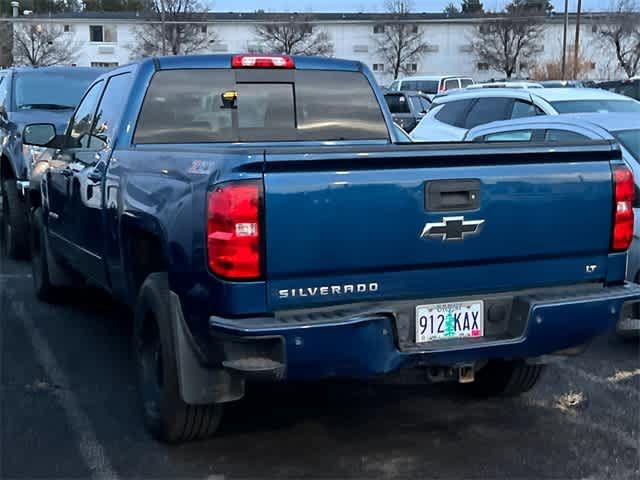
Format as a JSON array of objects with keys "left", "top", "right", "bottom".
[
  {"left": 573, "top": 0, "right": 582, "bottom": 79},
  {"left": 159, "top": 0, "right": 166, "bottom": 56},
  {"left": 561, "top": 0, "right": 569, "bottom": 80}
]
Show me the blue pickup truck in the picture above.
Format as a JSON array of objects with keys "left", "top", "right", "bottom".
[{"left": 22, "top": 55, "right": 640, "bottom": 443}]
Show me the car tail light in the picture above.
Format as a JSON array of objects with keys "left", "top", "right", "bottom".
[
  {"left": 231, "top": 55, "right": 295, "bottom": 69},
  {"left": 207, "top": 181, "right": 262, "bottom": 280},
  {"left": 611, "top": 164, "right": 635, "bottom": 252}
]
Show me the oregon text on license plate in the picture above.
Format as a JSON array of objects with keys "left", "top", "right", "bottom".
[{"left": 415, "top": 301, "right": 484, "bottom": 343}]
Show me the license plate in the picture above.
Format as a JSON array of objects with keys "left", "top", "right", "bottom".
[{"left": 415, "top": 301, "right": 484, "bottom": 343}]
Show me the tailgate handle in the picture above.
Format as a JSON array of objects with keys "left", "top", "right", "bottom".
[{"left": 426, "top": 179, "right": 480, "bottom": 211}]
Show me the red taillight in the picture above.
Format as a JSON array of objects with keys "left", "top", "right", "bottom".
[
  {"left": 231, "top": 55, "right": 295, "bottom": 69},
  {"left": 611, "top": 164, "right": 635, "bottom": 252},
  {"left": 207, "top": 181, "right": 262, "bottom": 280}
]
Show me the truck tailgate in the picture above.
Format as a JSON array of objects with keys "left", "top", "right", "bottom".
[{"left": 263, "top": 143, "right": 619, "bottom": 308}]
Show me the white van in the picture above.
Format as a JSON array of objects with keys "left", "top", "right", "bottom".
[{"left": 388, "top": 75, "right": 474, "bottom": 99}]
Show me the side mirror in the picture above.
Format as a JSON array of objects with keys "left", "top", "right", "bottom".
[{"left": 23, "top": 123, "right": 57, "bottom": 147}]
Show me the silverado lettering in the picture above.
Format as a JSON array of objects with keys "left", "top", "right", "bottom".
[{"left": 278, "top": 283, "right": 379, "bottom": 299}]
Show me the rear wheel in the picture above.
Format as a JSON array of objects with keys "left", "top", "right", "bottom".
[
  {"left": 134, "top": 273, "right": 223, "bottom": 443},
  {"left": 465, "top": 360, "right": 545, "bottom": 397},
  {"left": 1, "top": 180, "right": 29, "bottom": 259}
]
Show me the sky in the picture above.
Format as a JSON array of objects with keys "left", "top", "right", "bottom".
[{"left": 209, "top": 1, "right": 615, "bottom": 13}]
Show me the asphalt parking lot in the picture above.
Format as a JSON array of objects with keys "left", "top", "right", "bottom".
[{"left": 1, "top": 255, "right": 639, "bottom": 479}]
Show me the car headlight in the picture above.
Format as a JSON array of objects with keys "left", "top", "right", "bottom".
[{"left": 23, "top": 145, "right": 54, "bottom": 178}]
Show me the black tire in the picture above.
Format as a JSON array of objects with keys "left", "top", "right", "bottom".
[
  {"left": 134, "top": 273, "right": 223, "bottom": 443},
  {"left": 1, "top": 179, "right": 29, "bottom": 259},
  {"left": 465, "top": 360, "right": 546, "bottom": 397},
  {"left": 30, "top": 207, "right": 58, "bottom": 302}
]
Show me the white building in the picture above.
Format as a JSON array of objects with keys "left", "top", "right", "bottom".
[{"left": 7, "top": 10, "right": 634, "bottom": 83}]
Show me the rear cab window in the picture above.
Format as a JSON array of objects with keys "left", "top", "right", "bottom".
[{"left": 134, "top": 69, "right": 389, "bottom": 143}]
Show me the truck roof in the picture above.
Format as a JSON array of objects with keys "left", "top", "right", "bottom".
[{"left": 132, "top": 54, "right": 363, "bottom": 72}]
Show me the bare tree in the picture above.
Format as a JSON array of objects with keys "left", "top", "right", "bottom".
[
  {"left": 596, "top": 0, "right": 640, "bottom": 78},
  {"left": 374, "top": 0, "right": 430, "bottom": 79},
  {"left": 13, "top": 23, "right": 79, "bottom": 66},
  {"left": 471, "top": 1, "right": 544, "bottom": 78},
  {"left": 253, "top": 14, "right": 334, "bottom": 56},
  {"left": 443, "top": 3, "right": 460, "bottom": 15},
  {"left": 130, "top": 0, "right": 216, "bottom": 58}
]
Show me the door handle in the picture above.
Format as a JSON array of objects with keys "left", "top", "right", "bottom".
[{"left": 425, "top": 179, "right": 480, "bottom": 211}]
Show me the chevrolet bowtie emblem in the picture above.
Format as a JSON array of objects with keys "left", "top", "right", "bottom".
[{"left": 420, "top": 216, "right": 485, "bottom": 241}]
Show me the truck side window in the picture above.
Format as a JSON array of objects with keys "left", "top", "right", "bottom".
[
  {"left": 435, "top": 100, "right": 473, "bottom": 128},
  {"left": 90, "top": 73, "right": 132, "bottom": 150},
  {"left": 67, "top": 81, "right": 103, "bottom": 149}
]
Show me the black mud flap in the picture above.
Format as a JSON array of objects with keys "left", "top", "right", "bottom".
[{"left": 169, "top": 292, "right": 245, "bottom": 405}]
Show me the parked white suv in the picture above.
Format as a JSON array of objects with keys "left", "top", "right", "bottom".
[{"left": 388, "top": 75, "right": 474, "bottom": 99}]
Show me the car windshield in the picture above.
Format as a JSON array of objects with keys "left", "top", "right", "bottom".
[
  {"left": 401, "top": 80, "right": 439, "bottom": 94},
  {"left": 613, "top": 129, "right": 640, "bottom": 160},
  {"left": 551, "top": 99, "right": 640, "bottom": 113},
  {"left": 14, "top": 70, "right": 100, "bottom": 110},
  {"left": 385, "top": 95, "right": 411, "bottom": 113}
]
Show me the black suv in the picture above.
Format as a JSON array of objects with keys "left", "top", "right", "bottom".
[
  {"left": 383, "top": 91, "right": 431, "bottom": 132},
  {"left": 0, "top": 66, "right": 102, "bottom": 258}
]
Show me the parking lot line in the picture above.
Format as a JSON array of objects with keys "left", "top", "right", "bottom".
[{"left": 9, "top": 293, "right": 119, "bottom": 480}]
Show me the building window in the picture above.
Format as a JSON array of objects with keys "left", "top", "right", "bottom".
[
  {"left": 373, "top": 63, "right": 385, "bottom": 72},
  {"left": 519, "top": 62, "right": 528, "bottom": 70},
  {"left": 201, "top": 25, "right": 207, "bottom": 34},
  {"left": 63, "top": 24, "right": 70, "bottom": 33},
  {"left": 405, "top": 63, "right": 417, "bottom": 73},
  {"left": 411, "top": 24, "right": 418, "bottom": 34},
  {"left": 373, "top": 24, "right": 385, "bottom": 34},
  {"left": 89, "top": 25, "right": 103, "bottom": 42},
  {"left": 477, "top": 62, "right": 489, "bottom": 71},
  {"left": 91, "top": 62, "right": 119, "bottom": 68},
  {"left": 592, "top": 24, "right": 598, "bottom": 33},
  {"left": 590, "top": 62, "right": 596, "bottom": 70},
  {"left": 90, "top": 25, "right": 117, "bottom": 43}
]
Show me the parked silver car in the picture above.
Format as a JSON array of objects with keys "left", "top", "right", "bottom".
[{"left": 465, "top": 113, "right": 640, "bottom": 334}]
